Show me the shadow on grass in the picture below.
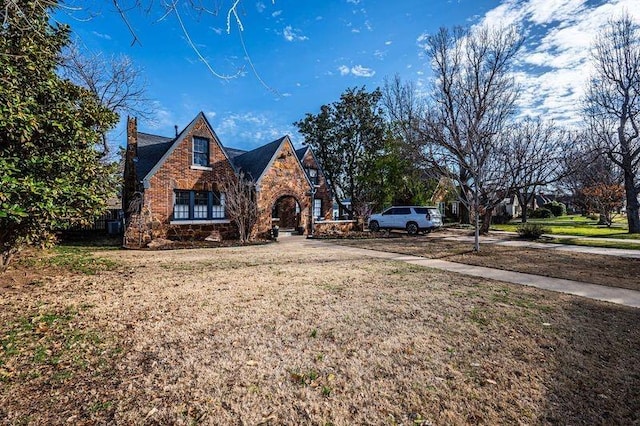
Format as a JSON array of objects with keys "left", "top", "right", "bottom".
[
  {"left": 541, "top": 300, "right": 640, "bottom": 424},
  {"left": 57, "top": 231, "right": 122, "bottom": 250}
]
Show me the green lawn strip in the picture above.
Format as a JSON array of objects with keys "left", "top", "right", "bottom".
[
  {"left": 491, "top": 215, "right": 634, "bottom": 238},
  {"left": 17, "top": 244, "right": 119, "bottom": 275},
  {"left": 546, "top": 237, "right": 640, "bottom": 250}
]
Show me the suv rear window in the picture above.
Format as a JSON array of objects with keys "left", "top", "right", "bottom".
[
  {"left": 414, "top": 208, "right": 428, "bottom": 214},
  {"left": 394, "top": 207, "right": 411, "bottom": 215}
]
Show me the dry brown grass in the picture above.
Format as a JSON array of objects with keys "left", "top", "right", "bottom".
[
  {"left": 1, "top": 239, "right": 639, "bottom": 425},
  {"left": 335, "top": 232, "right": 640, "bottom": 291}
]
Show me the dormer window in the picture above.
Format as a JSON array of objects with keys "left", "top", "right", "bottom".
[{"left": 193, "top": 137, "right": 209, "bottom": 167}]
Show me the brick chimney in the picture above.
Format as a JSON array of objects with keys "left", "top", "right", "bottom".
[
  {"left": 127, "top": 116, "right": 138, "bottom": 149},
  {"left": 123, "top": 116, "right": 139, "bottom": 215}
]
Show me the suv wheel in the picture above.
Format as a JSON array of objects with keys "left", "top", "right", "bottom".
[
  {"left": 368, "top": 220, "right": 380, "bottom": 232},
  {"left": 406, "top": 222, "right": 418, "bottom": 236}
]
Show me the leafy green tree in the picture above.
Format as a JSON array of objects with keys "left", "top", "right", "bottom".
[
  {"left": 295, "top": 87, "right": 386, "bottom": 218},
  {"left": 0, "top": 1, "right": 118, "bottom": 269},
  {"left": 362, "top": 133, "right": 433, "bottom": 211}
]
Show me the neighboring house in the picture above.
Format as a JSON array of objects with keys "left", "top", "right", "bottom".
[
  {"left": 494, "top": 195, "right": 522, "bottom": 218},
  {"left": 122, "top": 112, "right": 332, "bottom": 247}
]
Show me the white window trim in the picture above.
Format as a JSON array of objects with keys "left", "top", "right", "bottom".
[
  {"left": 170, "top": 219, "right": 231, "bottom": 225},
  {"left": 192, "top": 136, "right": 210, "bottom": 167}
]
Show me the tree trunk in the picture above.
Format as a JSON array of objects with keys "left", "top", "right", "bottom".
[
  {"left": 624, "top": 169, "right": 640, "bottom": 233},
  {"left": 1, "top": 249, "right": 14, "bottom": 272},
  {"left": 460, "top": 203, "right": 470, "bottom": 224},
  {"left": 480, "top": 207, "right": 493, "bottom": 234},
  {"left": 517, "top": 191, "right": 528, "bottom": 223}
]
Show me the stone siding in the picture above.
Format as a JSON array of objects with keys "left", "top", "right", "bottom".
[
  {"left": 313, "top": 220, "right": 358, "bottom": 237},
  {"left": 123, "top": 115, "right": 335, "bottom": 247},
  {"left": 255, "top": 141, "right": 311, "bottom": 238}
]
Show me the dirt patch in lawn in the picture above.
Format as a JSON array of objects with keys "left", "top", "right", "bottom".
[
  {"left": 1, "top": 240, "right": 639, "bottom": 424},
  {"left": 334, "top": 232, "right": 640, "bottom": 292}
]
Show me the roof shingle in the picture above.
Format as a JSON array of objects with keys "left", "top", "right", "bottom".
[
  {"left": 135, "top": 132, "right": 175, "bottom": 180},
  {"left": 231, "top": 137, "right": 286, "bottom": 181}
]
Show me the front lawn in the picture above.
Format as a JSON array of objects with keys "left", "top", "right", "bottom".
[
  {"left": 491, "top": 214, "right": 640, "bottom": 239},
  {"left": 336, "top": 234, "right": 640, "bottom": 292},
  {"left": 1, "top": 240, "right": 638, "bottom": 424}
]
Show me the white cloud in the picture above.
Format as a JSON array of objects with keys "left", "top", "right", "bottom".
[
  {"left": 91, "top": 31, "right": 112, "bottom": 40},
  {"left": 283, "top": 25, "right": 308, "bottom": 42},
  {"left": 211, "top": 27, "right": 223, "bottom": 35},
  {"left": 214, "top": 112, "right": 297, "bottom": 149},
  {"left": 346, "top": 0, "right": 361, "bottom": 4},
  {"left": 416, "top": 32, "right": 429, "bottom": 50},
  {"left": 272, "top": 10, "right": 282, "bottom": 17},
  {"left": 374, "top": 49, "right": 386, "bottom": 60},
  {"left": 256, "top": 2, "right": 266, "bottom": 13},
  {"left": 385, "top": 40, "right": 392, "bottom": 45},
  {"left": 475, "top": 0, "right": 640, "bottom": 126},
  {"left": 337, "top": 64, "right": 376, "bottom": 77},
  {"left": 146, "top": 102, "right": 174, "bottom": 131}
]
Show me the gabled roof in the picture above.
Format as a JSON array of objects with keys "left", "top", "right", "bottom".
[
  {"left": 231, "top": 136, "right": 287, "bottom": 182},
  {"left": 295, "top": 146, "right": 310, "bottom": 162},
  {"left": 136, "top": 132, "right": 174, "bottom": 180},
  {"left": 224, "top": 147, "right": 248, "bottom": 159},
  {"left": 141, "top": 111, "right": 231, "bottom": 185},
  {"left": 131, "top": 113, "right": 315, "bottom": 190}
]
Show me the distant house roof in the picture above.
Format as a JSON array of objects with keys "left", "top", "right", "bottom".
[
  {"left": 136, "top": 132, "right": 174, "bottom": 180},
  {"left": 231, "top": 136, "right": 286, "bottom": 182}
]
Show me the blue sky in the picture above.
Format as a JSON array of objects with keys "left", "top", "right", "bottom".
[{"left": 56, "top": 0, "right": 638, "bottom": 151}]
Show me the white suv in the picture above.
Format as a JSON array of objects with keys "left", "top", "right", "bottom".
[{"left": 368, "top": 206, "right": 443, "bottom": 235}]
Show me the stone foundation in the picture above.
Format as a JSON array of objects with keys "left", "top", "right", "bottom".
[
  {"left": 124, "top": 219, "right": 238, "bottom": 248},
  {"left": 312, "top": 220, "right": 358, "bottom": 237}
]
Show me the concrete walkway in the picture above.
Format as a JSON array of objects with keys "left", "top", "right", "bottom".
[
  {"left": 303, "top": 238, "right": 640, "bottom": 309},
  {"left": 442, "top": 231, "right": 640, "bottom": 259}
]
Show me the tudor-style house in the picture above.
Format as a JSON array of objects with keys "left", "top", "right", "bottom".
[{"left": 122, "top": 112, "right": 332, "bottom": 247}]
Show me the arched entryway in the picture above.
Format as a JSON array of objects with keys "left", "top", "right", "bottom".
[{"left": 272, "top": 195, "right": 302, "bottom": 231}]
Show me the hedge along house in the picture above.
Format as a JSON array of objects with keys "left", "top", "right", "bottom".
[{"left": 122, "top": 112, "right": 332, "bottom": 248}]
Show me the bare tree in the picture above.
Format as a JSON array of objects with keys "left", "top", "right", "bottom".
[
  {"left": 59, "top": 43, "right": 151, "bottom": 156},
  {"left": 108, "top": 0, "right": 275, "bottom": 87},
  {"left": 501, "top": 118, "right": 573, "bottom": 222},
  {"left": 219, "top": 171, "right": 260, "bottom": 243},
  {"left": 420, "top": 25, "right": 524, "bottom": 251},
  {"left": 562, "top": 142, "right": 624, "bottom": 225},
  {"left": 585, "top": 13, "right": 640, "bottom": 233},
  {"left": 381, "top": 74, "right": 427, "bottom": 165}
]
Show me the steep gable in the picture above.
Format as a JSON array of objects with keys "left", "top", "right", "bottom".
[
  {"left": 231, "top": 136, "right": 289, "bottom": 183},
  {"left": 142, "top": 111, "right": 231, "bottom": 185}
]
